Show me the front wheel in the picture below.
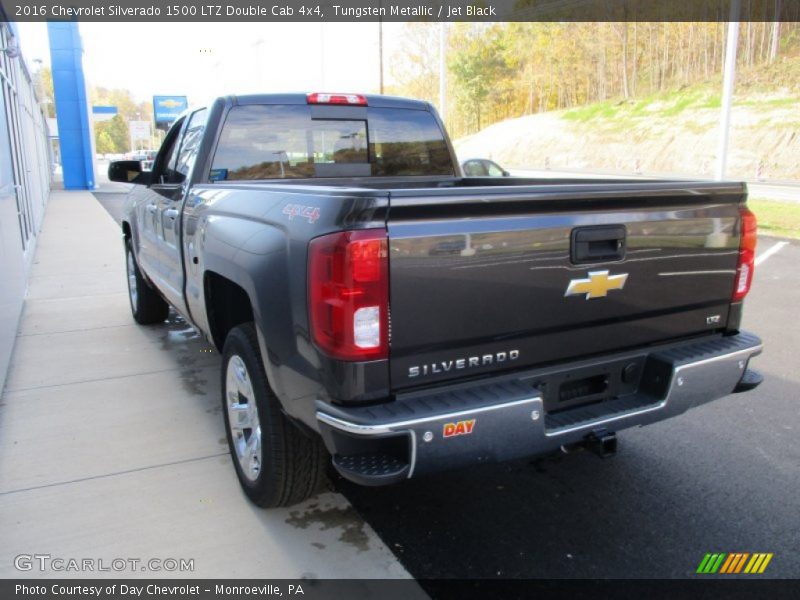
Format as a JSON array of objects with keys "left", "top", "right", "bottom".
[
  {"left": 221, "top": 323, "right": 328, "bottom": 507},
  {"left": 125, "top": 239, "right": 169, "bottom": 324}
]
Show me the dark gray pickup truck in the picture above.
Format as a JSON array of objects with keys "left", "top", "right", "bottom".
[{"left": 110, "top": 92, "right": 763, "bottom": 508}]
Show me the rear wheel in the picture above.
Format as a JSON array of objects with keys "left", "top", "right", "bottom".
[
  {"left": 125, "top": 238, "right": 169, "bottom": 324},
  {"left": 221, "top": 323, "right": 328, "bottom": 507}
]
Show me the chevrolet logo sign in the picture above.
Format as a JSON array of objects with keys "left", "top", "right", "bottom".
[
  {"left": 158, "top": 99, "right": 183, "bottom": 108},
  {"left": 565, "top": 270, "right": 628, "bottom": 300}
]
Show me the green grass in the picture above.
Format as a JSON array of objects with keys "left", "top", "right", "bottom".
[
  {"left": 560, "top": 86, "right": 723, "bottom": 126},
  {"left": 739, "top": 96, "right": 800, "bottom": 107},
  {"left": 698, "top": 95, "right": 722, "bottom": 109},
  {"left": 659, "top": 90, "right": 705, "bottom": 116},
  {"left": 749, "top": 198, "right": 800, "bottom": 240},
  {"left": 562, "top": 101, "right": 620, "bottom": 122}
]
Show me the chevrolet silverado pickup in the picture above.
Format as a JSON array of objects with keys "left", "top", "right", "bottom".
[{"left": 110, "top": 93, "right": 763, "bottom": 508}]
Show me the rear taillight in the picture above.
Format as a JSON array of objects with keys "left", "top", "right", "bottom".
[
  {"left": 308, "top": 229, "right": 388, "bottom": 360},
  {"left": 306, "top": 93, "right": 368, "bottom": 106},
  {"left": 732, "top": 207, "right": 757, "bottom": 302}
]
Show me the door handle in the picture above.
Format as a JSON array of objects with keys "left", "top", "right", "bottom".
[
  {"left": 571, "top": 225, "right": 626, "bottom": 264},
  {"left": 146, "top": 204, "right": 157, "bottom": 214},
  {"left": 164, "top": 208, "right": 179, "bottom": 220}
]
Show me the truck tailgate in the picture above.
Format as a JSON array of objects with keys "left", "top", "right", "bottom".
[{"left": 386, "top": 182, "right": 745, "bottom": 390}]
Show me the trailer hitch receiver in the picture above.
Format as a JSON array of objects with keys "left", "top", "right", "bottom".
[{"left": 584, "top": 430, "right": 617, "bottom": 458}]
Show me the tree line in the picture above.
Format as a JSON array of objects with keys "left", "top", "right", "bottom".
[
  {"left": 90, "top": 87, "right": 156, "bottom": 154},
  {"left": 388, "top": 21, "right": 800, "bottom": 139},
  {"left": 32, "top": 68, "right": 155, "bottom": 154}
]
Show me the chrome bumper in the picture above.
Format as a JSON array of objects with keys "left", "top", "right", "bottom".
[{"left": 316, "top": 332, "right": 763, "bottom": 485}]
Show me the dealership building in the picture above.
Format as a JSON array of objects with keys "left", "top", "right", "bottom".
[{"left": 0, "top": 16, "right": 55, "bottom": 391}]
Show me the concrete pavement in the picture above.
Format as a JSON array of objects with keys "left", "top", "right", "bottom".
[{"left": 0, "top": 190, "right": 413, "bottom": 581}]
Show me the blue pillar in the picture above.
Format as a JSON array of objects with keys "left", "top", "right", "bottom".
[{"left": 48, "top": 22, "right": 95, "bottom": 190}]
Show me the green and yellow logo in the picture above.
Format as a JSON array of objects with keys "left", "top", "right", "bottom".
[{"left": 696, "top": 552, "right": 773, "bottom": 574}]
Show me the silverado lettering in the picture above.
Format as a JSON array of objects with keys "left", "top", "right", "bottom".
[{"left": 408, "top": 350, "right": 521, "bottom": 378}]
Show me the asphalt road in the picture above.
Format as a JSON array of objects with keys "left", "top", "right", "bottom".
[
  {"left": 93, "top": 188, "right": 799, "bottom": 580},
  {"left": 509, "top": 168, "right": 800, "bottom": 203},
  {"left": 748, "top": 182, "right": 800, "bottom": 203}
]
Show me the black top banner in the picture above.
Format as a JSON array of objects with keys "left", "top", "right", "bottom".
[{"left": 2, "top": 0, "right": 799, "bottom": 22}]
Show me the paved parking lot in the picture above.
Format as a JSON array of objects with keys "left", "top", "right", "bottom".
[{"left": 2, "top": 184, "right": 797, "bottom": 583}]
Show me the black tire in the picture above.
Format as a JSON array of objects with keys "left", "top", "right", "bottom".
[
  {"left": 125, "top": 238, "right": 169, "bottom": 325},
  {"left": 221, "top": 323, "right": 328, "bottom": 507}
]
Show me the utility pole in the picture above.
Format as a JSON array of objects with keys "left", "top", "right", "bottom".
[
  {"left": 32, "top": 58, "right": 44, "bottom": 101},
  {"left": 378, "top": 19, "right": 384, "bottom": 94},
  {"left": 252, "top": 37, "right": 264, "bottom": 93},
  {"left": 319, "top": 23, "right": 325, "bottom": 87},
  {"left": 716, "top": 0, "right": 741, "bottom": 180},
  {"left": 439, "top": 22, "right": 446, "bottom": 122}
]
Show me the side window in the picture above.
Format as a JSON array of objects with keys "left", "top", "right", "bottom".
[
  {"left": 152, "top": 118, "right": 184, "bottom": 185},
  {"left": 175, "top": 109, "right": 208, "bottom": 180},
  {"left": 162, "top": 142, "right": 182, "bottom": 183},
  {"left": 463, "top": 160, "right": 487, "bottom": 176},
  {"left": 486, "top": 161, "right": 504, "bottom": 177}
]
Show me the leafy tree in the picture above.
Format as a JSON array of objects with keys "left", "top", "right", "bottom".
[
  {"left": 95, "top": 130, "right": 115, "bottom": 154},
  {"left": 91, "top": 87, "right": 152, "bottom": 123},
  {"left": 448, "top": 24, "right": 512, "bottom": 132},
  {"left": 89, "top": 87, "right": 155, "bottom": 153},
  {"left": 387, "top": 23, "right": 441, "bottom": 106},
  {"left": 94, "top": 115, "right": 129, "bottom": 154}
]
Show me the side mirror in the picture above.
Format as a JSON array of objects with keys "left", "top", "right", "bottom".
[
  {"left": 502, "top": 170, "right": 511, "bottom": 177},
  {"left": 108, "top": 160, "right": 151, "bottom": 185}
]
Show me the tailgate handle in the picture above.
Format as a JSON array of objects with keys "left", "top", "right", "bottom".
[{"left": 571, "top": 226, "right": 626, "bottom": 264}]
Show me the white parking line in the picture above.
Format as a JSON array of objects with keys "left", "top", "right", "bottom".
[{"left": 755, "top": 241, "right": 789, "bottom": 266}]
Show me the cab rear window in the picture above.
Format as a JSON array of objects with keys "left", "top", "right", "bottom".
[{"left": 209, "top": 104, "right": 454, "bottom": 180}]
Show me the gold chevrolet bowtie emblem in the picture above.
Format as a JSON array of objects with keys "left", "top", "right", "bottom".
[{"left": 565, "top": 270, "right": 628, "bottom": 300}]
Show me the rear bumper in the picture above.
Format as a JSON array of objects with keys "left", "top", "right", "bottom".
[{"left": 316, "top": 332, "right": 762, "bottom": 486}]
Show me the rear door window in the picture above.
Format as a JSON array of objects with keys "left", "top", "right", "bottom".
[
  {"left": 210, "top": 104, "right": 454, "bottom": 180},
  {"left": 152, "top": 117, "right": 185, "bottom": 184}
]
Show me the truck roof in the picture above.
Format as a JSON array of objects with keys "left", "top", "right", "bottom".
[{"left": 225, "top": 93, "right": 432, "bottom": 110}]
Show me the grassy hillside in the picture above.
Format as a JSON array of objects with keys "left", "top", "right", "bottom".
[{"left": 454, "top": 53, "right": 800, "bottom": 181}]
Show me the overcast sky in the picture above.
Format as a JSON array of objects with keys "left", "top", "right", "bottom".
[{"left": 16, "top": 22, "right": 406, "bottom": 106}]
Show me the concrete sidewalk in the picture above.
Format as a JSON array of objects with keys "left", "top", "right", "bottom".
[{"left": 0, "top": 190, "right": 411, "bottom": 580}]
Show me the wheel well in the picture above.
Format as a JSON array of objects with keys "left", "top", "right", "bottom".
[
  {"left": 122, "top": 221, "right": 131, "bottom": 240},
  {"left": 205, "top": 272, "right": 255, "bottom": 351}
]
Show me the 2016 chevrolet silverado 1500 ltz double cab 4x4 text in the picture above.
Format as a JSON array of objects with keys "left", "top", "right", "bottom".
[{"left": 110, "top": 93, "right": 763, "bottom": 508}]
